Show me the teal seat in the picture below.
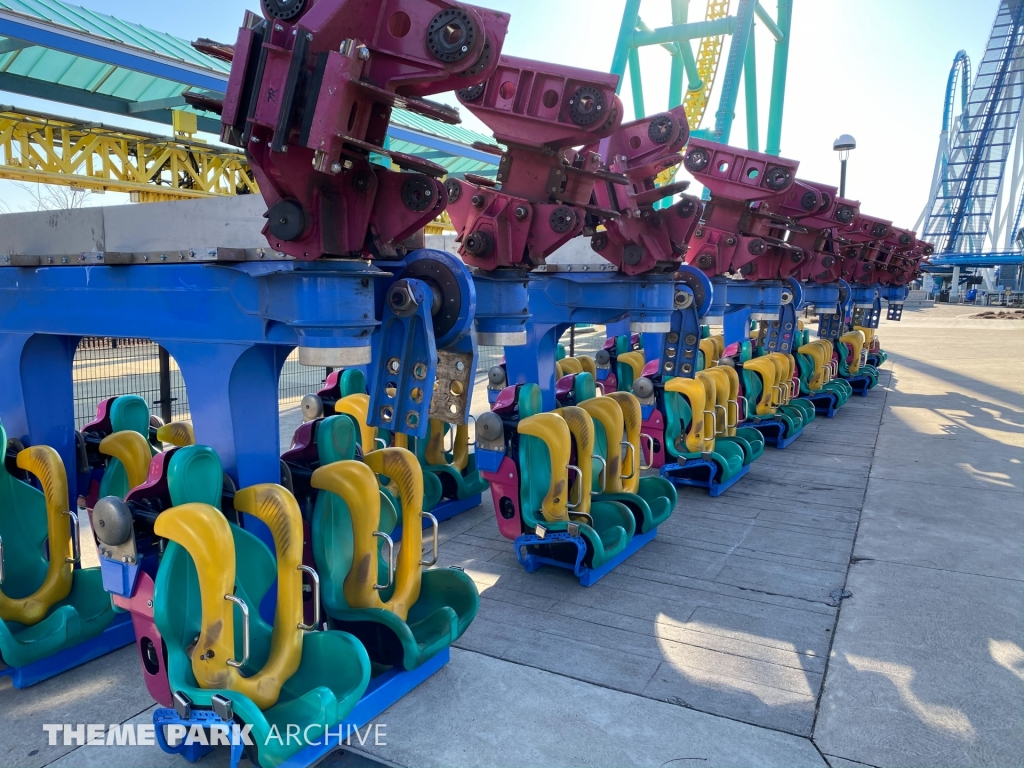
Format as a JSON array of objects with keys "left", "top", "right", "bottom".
[
  {"left": 0, "top": 424, "right": 119, "bottom": 670},
  {"left": 518, "top": 385, "right": 636, "bottom": 569},
  {"left": 311, "top": 420, "right": 477, "bottom": 672},
  {"left": 662, "top": 389, "right": 746, "bottom": 482},
  {"left": 740, "top": 366, "right": 803, "bottom": 437},
  {"left": 154, "top": 518, "right": 371, "bottom": 768},
  {"left": 407, "top": 421, "right": 488, "bottom": 512},
  {"left": 97, "top": 396, "right": 155, "bottom": 500}
]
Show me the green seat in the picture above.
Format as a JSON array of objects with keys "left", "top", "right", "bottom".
[
  {"left": 518, "top": 385, "right": 635, "bottom": 569},
  {"left": 0, "top": 424, "right": 119, "bottom": 669},
  {"left": 740, "top": 366, "right": 802, "bottom": 437},
  {"left": 154, "top": 511, "right": 371, "bottom": 768},
  {"left": 97, "top": 396, "right": 156, "bottom": 500},
  {"left": 662, "top": 390, "right": 746, "bottom": 482},
  {"left": 578, "top": 391, "right": 676, "bottom": 534},
  {"left": 310, "top": 430, "right": 477, "bottom": 672},
  {"left": 406, "top": 421, "right": 488, "bottom": 512}
]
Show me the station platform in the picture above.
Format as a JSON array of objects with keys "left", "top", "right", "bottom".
[{"left": 3, "top": 305, "right": 1021, "bottom": 768}]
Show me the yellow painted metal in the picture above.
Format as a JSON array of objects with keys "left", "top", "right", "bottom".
[
  {"left": 424, "top": 210, "right": 456, "bottom": 235},
  {"left": 684, "top": 0, "right": 731, "bottom": 130},
  {"left": 157, "top": 422, "right": 196, "bottom": 447},
  {"left": 0, "top": 107, "right": 257, "bottom": 202},
  {"left": 655, "top": 0, "right": 731, "bottom": 187}
]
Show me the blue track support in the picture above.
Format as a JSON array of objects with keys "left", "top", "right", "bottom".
[
  {"left": 0, "top": 254, "right": 471, "bottom": 553},
  {"left": 514, "top": 527, "right": 658, "bottom": 586},
  {"left": 504, "top": 272, "right": 675, "bottom": 410},
  {"left": 0, "top": 612, "right": 135, "bottom": 688},
  {"left": 661, "top": 459, "right": 749, "bottom": 497},
  {"left": 152, "top": 648, "right": 450, "bottom": 768}
]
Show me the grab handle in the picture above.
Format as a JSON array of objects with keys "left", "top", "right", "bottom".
[
  {"left": 64, "top": 510, "right": 81, "bottom": 565},
  {"left": 224, "top": 595, "right": 250, "bottom": 669},
  {"left": 373, "top": 531, "right": 395, "bottom": 591},
  {"left": 567, "top": 465, "right": 583, "bottom": 510},
  {"left": 620, "top": 442, "right": 636, "bottom": 480},
  {"left": 737, "top": 395, "right": 749, "bottom": 423},
  {"left": 297, "top": 565, "right": 321, "bottom": 631},
  {"left": 714, "top": 405, "right": 728, "bottom": 435},
  {"left": 374, "top": 437, "right": 388, "bottom": 451},
  {"left": 640, "top": 434, "right": 655, "bottom": 470},
  {"left": 419, "top": 512, "right": 439, "bottom": 567},
  {"left": 591, "top": 455, "right": 608, "bottom": 493},
  {"left": 0, "top": 535, "right": 5, "bottom": 584}
]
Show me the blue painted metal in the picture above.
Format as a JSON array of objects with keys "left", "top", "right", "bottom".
[
  {"left": 504, "top": 272, "right": 675, "bottom": 410},
  {"left": 804, "top": 392, "right": 839, "bottom": 418},
  {"left": 369, "top": 279, "right": 438, "bottom": 440},
  {"left": 0, "top": 14, "right": 227, "bottom": 92},
  {"left": 471, "top": 271, "right": 531, "bottom": 347},
  {"left": 386, "top": 125, "right": 502, "bottom": 167},
  {"left": 710, "top": 0, "right": 758, "bottom": 145},
  {"left": 0, "top": 250, "right": 472, "bottom": 549},
  {"left": 514, "top": 527, "right": 658, "bottom": 587},
  {"left": 661, "top": 460, "right": 750, "bottom": 497},
  {"left": 153, "top": 647, "right": 450, "bottom": 768},
  {"left": 0, "top": 611, "right": 135, "bottom": 688},
  {"left": 706, "top": 279, "right": 787, "bottom": 347},
  {"left": 924, "top": 251, "right": 1024, "bottom": 268}
]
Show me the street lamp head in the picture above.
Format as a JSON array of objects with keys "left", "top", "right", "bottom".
[
  {"left": 834, "top": 134, "right": 856, "bottom": 161},
  {"left": 833, "top": 134, "right": 857, "bottom": 152}
]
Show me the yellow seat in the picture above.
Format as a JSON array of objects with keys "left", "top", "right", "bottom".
[
  {"left": 99, "top": 431, "right": 152, "bottom": 493},
  {"left": 575, "top": 355, "right": 598, "bottom": 379},
  {"left": 156, "top": 422, "right": 195, "bottom": 447},
  {"left": 699, "top": 338, "right": 718, "bottom": 370},
  {"left": 741, "top": 357, "right": 779, "bottom": 416},
  {"left": 664, "top": 377, "right": 712, "bottom": 453},
  {"left": 153, "top": 484, "right": 307, "bottom": 710},
  {"left": 336, "top": 394, "right": 377, "bottom": 454},
  {"left": 840, "top": 331, "right": 866, "bottom": 374},
  {"left": 556, "top": 357, "right": 584, "bottom": 379}
]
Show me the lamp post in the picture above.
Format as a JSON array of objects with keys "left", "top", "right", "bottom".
[{"left": 833, "top": 134, "right": 856, "bottom": 198}]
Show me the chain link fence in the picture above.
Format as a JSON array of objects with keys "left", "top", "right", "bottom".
[{"left": 72, "top": 339, "right": 328, "bottom": 429}]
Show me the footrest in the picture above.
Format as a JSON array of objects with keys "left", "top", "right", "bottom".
[
  {"left": 392, "top": 494, "right": 481, "bottom": 541},
  {"left": 0, "top": 611, "right": 135, "bottom": 689},
  {"left": 751, "top": 418, "right": 802, "bottom": 449},
  {"left": 661, "top": 459, "right": 749, "bottom": 497},
  {"left": 845, "top": 374, "right": 874, "bottom": 396},
  {"left": 803, "top": 392, "right": 840, "bottom": 418},
  {"left": 512, "top": 528, "right": 657, "bottom": 586},
  {"left": 153, "top": 648, "right": 450, "bottom": 768}
]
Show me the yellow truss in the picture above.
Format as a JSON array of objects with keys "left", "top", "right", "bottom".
[
  {"left": 684, "top": 0, "right": 730, "bottom": 131},
  {"left": 655, "top": 1, "right": 731, "bottom": 187},
  {"left": 0, "top": 108, "right": 258, "bottom": 203}
]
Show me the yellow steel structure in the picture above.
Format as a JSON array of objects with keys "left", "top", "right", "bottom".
[
  {"left": 0, "top": 107, "right": 258, "bottom": 203},
  {"left": 682, "top": 0, "right": 731, "bottom": 131}
]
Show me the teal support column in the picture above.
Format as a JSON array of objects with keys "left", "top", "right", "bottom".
[
  {"left": 744, "top": 31, "right": 759, "bottom": 151},
  {"left": 632, "top": 17, "right": 736, "bottom": 47},
  {"left": 611, "top": 0, "right": 643, "bottom": 92},
  {"left": 711, "top": 0, "right": 757, "bottom": 145},
  {"left": 628, "top": 47, "right": 647, "bottom": 118},
  {"left": 765, "top": 0, "right": 793, "bottom": 156}
]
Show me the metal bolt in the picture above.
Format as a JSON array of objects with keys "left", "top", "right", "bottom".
[
  {"left": 471, "top": 195, "right": 485, "bottom": 208},
  {"left": 330, "top": 162, "right": 343, "bottom": 174},
  {"left": 514, "top": 206, "right": 528, "bottom": 220},
  {"left": 357, "top": 45, "right": 370, "bottom": 60},
  {"left": 456, "top": 361, "right": 466, "bottom": 372}
]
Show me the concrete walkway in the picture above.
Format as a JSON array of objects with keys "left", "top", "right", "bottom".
[{"left": 1, "top": 306, "right": 1020, "bottom": 768}]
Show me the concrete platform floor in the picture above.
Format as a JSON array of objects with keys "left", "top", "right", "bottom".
[{"left": 1, "top": 305, "right": 1020, "bottom": 768}]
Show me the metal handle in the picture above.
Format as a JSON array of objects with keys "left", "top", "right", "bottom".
[
  {"left": 566, "top": 465, "right": 583, "bottom": 510},
  {"left": 64, "top": 510, "right": 81, "bottom": 565},
  {"left": 297, "top": 565, "right": 321, "bottom": 631},
  {"left": 225, "top": 594, "right": 250, "bottom": 669},
  {"left": 444, "top": 424, "right": 456, "bottom": 454},
  {"left": 782, "top": 380, "right": 792, "bottom": 403},
  {"left": 771, "top": 385, "right": 784, "bottom": 407},
  {"left": 620, "top": 441, "right": 636, "bottom": 480},
  {"left": 714, "top": 405, "right": 728, "bottom": 435},
  {"left": 640, "top": 433, "right": 655, "bottom": 470},
  {"left": 569, "top": 511, "right": 594, "bottom": 526},
  {"left": 467, "top": 415, "right": 477, "bottom": 447},
  {"left": 737, "top": 395, "right": 749, "bottom": 423},
  {"left": 373, "top": 531, "right": 395, "bottom": 591},
  {"left": 374, "top": 437, "right": 387, "bottom": 451},
  {"left": 703, "top": 409, "right": 717, "bottom": 435},
  {"left": 726, "top": 400, "right": 739, "bottom": 430},
  {"left": 592, "top": 455, "right": 607, "bottom": 493},
  {"left": 419, "top": 512, "right": 439, "bottom": 567},
  {"left": 0, "top": 534, "right": 5, "bottom": 585}
]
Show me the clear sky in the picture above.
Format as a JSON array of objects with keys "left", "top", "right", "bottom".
[{"left": 0, "top": 0, "right": 999, "bottom": 232}]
